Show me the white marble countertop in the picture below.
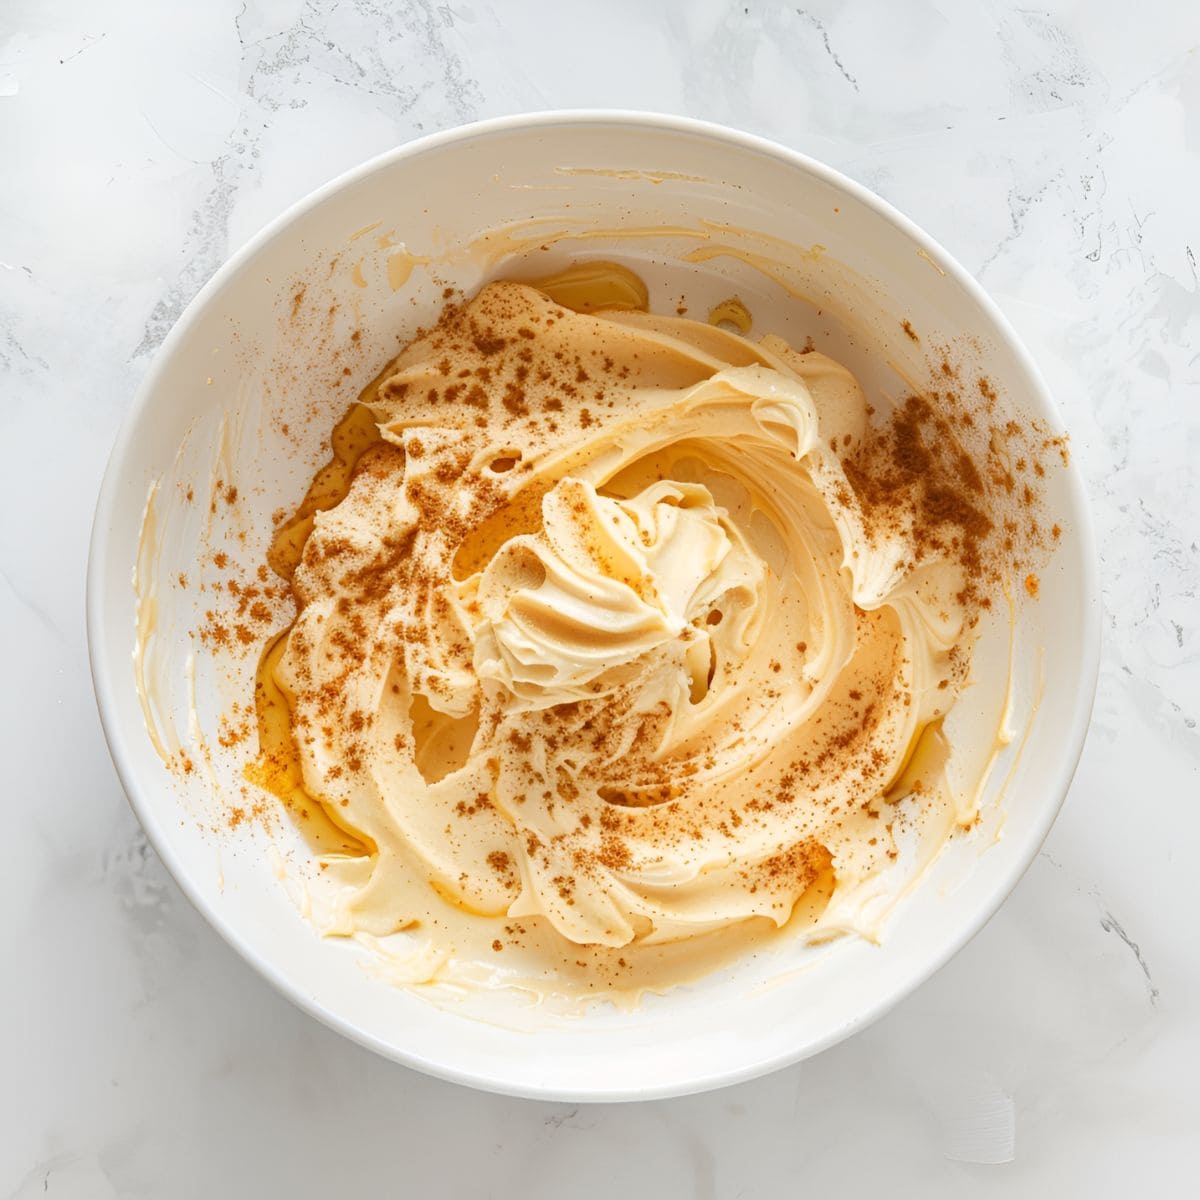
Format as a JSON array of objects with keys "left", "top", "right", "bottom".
[{"left": 3, "top": 1, "right": 1197, "bottom": 1194}]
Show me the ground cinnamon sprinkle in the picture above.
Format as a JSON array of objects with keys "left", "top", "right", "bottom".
[
  {"left": 220, "top": 275, "right": 1069, "bottom": 982},
  {"left": 843, "top": 368, "right": 1057, "bottom": 615},
  {"left": 195, "top": 550, "right": 290, "bottom": 656},
  {"left": 597, "top": 837, "right": 632, "bottom": 870}
]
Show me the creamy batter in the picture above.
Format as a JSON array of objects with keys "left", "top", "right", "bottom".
[{"left": 254, "top": 273, "right": 1004, "bottom": 1002}]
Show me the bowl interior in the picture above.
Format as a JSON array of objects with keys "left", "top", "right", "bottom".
[{"left": 89, "top": 114, "right": 1098, "bottom": 1100}]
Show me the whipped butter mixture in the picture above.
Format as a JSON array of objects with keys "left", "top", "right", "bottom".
[{"left": 254, "top": 271, "right": 1011, "bottom": 1002}]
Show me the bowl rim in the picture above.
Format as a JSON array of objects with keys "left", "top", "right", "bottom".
[{"left": 86, "top": 108, "right": 1102, "bottom": 1102}]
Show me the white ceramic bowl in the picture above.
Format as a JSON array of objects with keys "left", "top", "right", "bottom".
[{"left": 88, "top": 112, "right": 1099, "bottom": 1101}]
